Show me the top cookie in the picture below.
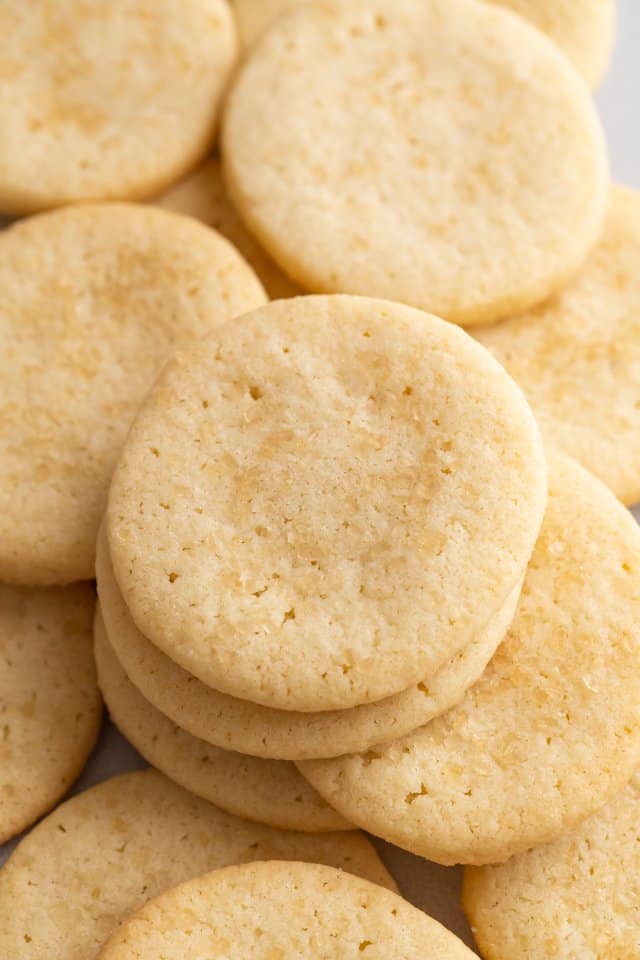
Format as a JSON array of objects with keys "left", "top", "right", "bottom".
[
  {"left": 107, "top": 295, "right": 546, "bottom": 712},
  {"left": 97, "top": 860, "right": 477, "bottom": 960},
  {"left": 0, "top": 0, "right": 236, "bottom": 215},
  {"left": 223, "top": 0, "right": 608, "bottom": 326},
  {"left": 487, "top": 0, "right": 615, "bottom": 88},
  {"left": 475, "top": 186, "right": 640, "bottom": 507},
  {"left": 0, "top": 203, "right": 265, "bottom": 586},
  {"left": 301, "top": 454, "right": 640, "bottom": 864}
]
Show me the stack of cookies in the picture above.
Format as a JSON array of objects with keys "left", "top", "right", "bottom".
[
  {"left": 97, "top": 294, "right": 547, "bottom": 830},
  {"left": 1, "top": 1, "right": 639, "bottom": 958}
]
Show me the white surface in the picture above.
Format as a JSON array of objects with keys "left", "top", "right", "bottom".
[{"left": 0, "top": 3, "right": 638, "bottom": 954}]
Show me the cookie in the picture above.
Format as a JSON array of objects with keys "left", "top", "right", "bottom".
[
  {"left": 0, "top": 203, "right": 265, "bottom": 586},
  {"left": 98, "top": 860, "right": 476, "bottom": 960},
  {"left": 95, "top": 612, "right": 351, "bottom": 833},
  {"left": 475, "top": 186, "right": 640, "bottom": 507},
  {"left": 463, "top": 771, "right": 640, "bottom": 958},
  {"left": 107, "top": 295, "right": 546, "bottom": 712},
  {"left": 487, "top": 0, "right": 615, "bottom": 88},
  {"left": 301, "top": 454, "right": 640, "bottom": 865},
  {"left": 0, "top": 0, "right": 236, "bottom": 215},
  {"left": 0, "top": 770, "right": 396, "bottom": 959},
  {"left": 0, "top": 583, "right": 101, "bottom": 844},
  {"left": 98, "top": 523, "right": 521, "bottom": 760},
  {"left": 222, "top": 0, "right": 608, "bottom": 327},
  {"left": 156, "top": 157, "right": 299, "bottom": 300}
]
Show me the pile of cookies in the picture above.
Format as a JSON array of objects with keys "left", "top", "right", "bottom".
[{"left": 1, "top": 1, "right": 639, "bottom": 958}]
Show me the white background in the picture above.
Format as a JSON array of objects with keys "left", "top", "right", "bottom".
[{"left": 1, "top": 2, "right": 638, "bottom": 952}]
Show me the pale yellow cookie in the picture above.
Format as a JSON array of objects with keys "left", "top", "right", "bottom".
[
  {"left": 0, "top": 0, "right": 236, "bottom": 215},
  {"left": 156, "top": 157, "right": 299, "bottom": 300},
  {"left": 98, "top": 860, "right": 477, "bottom": 960},
  {"left": 0, "top": 203, "right": 265, "bottom": 586},
  {"left": 95, "top": 613, "right": 351, "bottom": 833},
  {"left": 98, "top": 524, "right": 522, "bottom": 759},
  {"left": 222, "top": 0, "right": 608, "bottom": 326},
  {"left": 301, "top": 455, "right": 640, "bottom": 865},
  {"left": 463, "top": 771, "right": 640, "bottom": 959},
  {"left": 486, "top": 0, "right": 615, "bottom": 88},
  {"left": 0, "top": 583, "right": 101, "bottom": 844},
  {"left": 0, "top": 770, "right": 396, "bottom": 960},
  {"left": 107, "top": 295, "right": 546, "bottom": 712},
  {"left": 476, "top": 186, "right": 640, "bottom": 507}
]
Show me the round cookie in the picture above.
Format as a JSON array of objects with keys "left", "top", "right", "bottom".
[
  {"left": 98, "top": 860, "right": 476, "bottom": 960},
  {"left": 156, "top": 158, "right": 300, "bottom": 300},
  {"left": 301, "top": 455, "right": 640, "bottom": 865},
  {"left": 0, "top": 0, "right": 236, "bottom": 215},
  {"left": 487, "top": 0, "right": 615, "bottom": 89},
  {"left": 0, "top": 770, "right": 396, "bottom": 960},
  {"left": 0, "top": 203, "right": 265, "bottom": 586},
  {"left": 0, "top": 583, "right": 101, "bottom": 844},
  {"left": 98, "top": 524, "right": 523, "bottom": 759},
  {"left": 475, "top": 186, "right": 640, "bottom": 507},
  {"left": 463, "top": 772, "right": 640, "bottom": 958},
  {"left": 107, "top": 295, "right": 546, "bottom": 712},
  {"left": 222, "top": 0, "right": 608, "bottom": 327},
  {"left": 95, "top": 613, "right": 351, "bottom": 833}
]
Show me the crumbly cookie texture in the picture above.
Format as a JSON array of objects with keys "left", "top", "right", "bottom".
[
  {"left": 0, "top": 770, "right": 396, "bottom": 960},
  {"left": 0, "top": 582, "right": 101, "bottom": 844},
  {"left": 222, "top": 0, "right": 608, "bottom": 326},
  {"left": 97, "top": 860, "right": 477, "bottom": 960},
  {"left": 0, "top": 203, "right": 265, "bottom": 586},
  {"left": 107, "top": 295, "right": 546, "bottom": 712},
  {"left": 301, "top": 454, "right": 640, "bottom": 865},
  {"left": 156, "top": 158, "right": 299, "bottom": 300},
  {"left": 476, "top": 186, "right": 640, "bottom": 507},
  {"left": 0, "top": 0, "right": 236, "bottom": 214},
  {"left": 463, "top": 772, "right": 640, "bottom": 959},
  {"left": 97, "top": 524, "right": 522, "bottom": 760},
  {"left": 487, "top": 0, "right": 615, "bottom": 88},
  {"left": 95, "top": 613, "right": 351, "bottom": 833}
]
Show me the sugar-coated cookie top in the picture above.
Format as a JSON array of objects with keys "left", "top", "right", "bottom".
[
  {"left": 476, "top": 185, "right": 640, "bottom": 507},
  {"left": 301, "top": 454, "right": 640, "bottom": 865},
  {"left": 107, "top": 295, "right": 546, "bottom": 712},
  {"left": 223, "top": 0, "right": 608, "bottom": 326},
  {"left": 0, "top": 203, "right": 265, "bottom": 586},
  {"left": 464, "top": 772, "right": 640, "bottom": 959},
  {"left": 0, "top": 0, "right": 236, "bottom": 214},
  {"left": 97, "top": 860, "right": 477, "bottom": 960},
  {"left": 0, "top": 770, "right": 395, "bottom": 960}
]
